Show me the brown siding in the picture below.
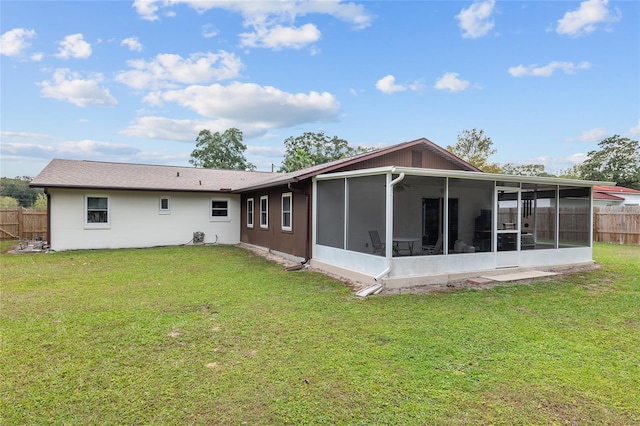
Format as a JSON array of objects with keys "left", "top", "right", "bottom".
[
  {"left": 240, "top": 182, "right": 311, "bottom": 259},
  {"left": 337, "top": 146, "right": 466, "bottom": 172}
]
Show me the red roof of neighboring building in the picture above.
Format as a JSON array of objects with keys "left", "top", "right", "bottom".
[
  {"left": 593, "top": 185, "right": 640, "bottom": 194},
  {"left": 593, "top": 192, "right": 625, "bottom": 201}
]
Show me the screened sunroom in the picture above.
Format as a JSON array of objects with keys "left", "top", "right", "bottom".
[{"left": 311, "top": 166, "right": 600, "bottom": 288}]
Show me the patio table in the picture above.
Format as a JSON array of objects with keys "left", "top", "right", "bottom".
[{"left": 393, "top": 237, "right": 420, "bottom": 255}]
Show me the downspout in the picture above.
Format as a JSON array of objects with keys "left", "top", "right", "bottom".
[
  {"left": 374, "top": 169, "right": 405, "bottom": 281},
  {"left": 45, "top": 189, "right": 51, "bottom": 248}
]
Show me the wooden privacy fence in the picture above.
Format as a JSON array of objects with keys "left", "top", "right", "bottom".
[
  {"left": 594, "top": 206, "right": 640, "bottom": 245},
  {"left": 0, "top": 208, "right": 48, "bottom": 241},
  {"left": 1, "top": 206, "right": 637, "bottom": 245},
  {"left": 500, "top": 205, "right": 640, "bottom": 246}
]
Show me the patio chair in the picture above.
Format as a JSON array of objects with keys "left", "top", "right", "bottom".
[
  {"left": 422, "top": 234, "right": 443, "bottom": 255},
  {"left": 369, "top": 230, "right": 385, "bottom": 255}
]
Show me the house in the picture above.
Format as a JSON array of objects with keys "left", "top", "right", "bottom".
[
  {"left": 593, "top": 185, "right": 640, "bottom": 206},
  {"left": 31, "top": 138, "right": 609, "bottom": 288}
]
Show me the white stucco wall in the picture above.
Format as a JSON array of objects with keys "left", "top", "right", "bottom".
[{"left": 48, "top": 188, "right": 241, "bottom": 251}]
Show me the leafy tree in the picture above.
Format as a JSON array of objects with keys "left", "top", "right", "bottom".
[
  {"left": 34, "top": 193, "right": 48, "bottom": 209},
  {"left": 0, "top": 196, "right": 20, "bottom": 208},
  {"left": 557, "top": 164, "right": 584, "bottom": 180},
  {"left": 189, "top": 128, "right": 256, "bottom": 171},
  {"left": 447, "top": 128, "right": 500, "bottom": 173},
  {"left": 501, "top": 163, "right": 553, "bottom": 177},
  {"left": 0, "top": 176, "right": 42, "bottom": 207},
  {"left": 579, "top": 135, "right": 640, "bottom": 189},
  {"left": 279, "top": 131, "right": 369, "bottom": 172}
]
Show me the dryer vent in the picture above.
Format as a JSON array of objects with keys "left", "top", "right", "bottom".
[{"left": 193, "top": 231, "right": 205, "bottom": 244}]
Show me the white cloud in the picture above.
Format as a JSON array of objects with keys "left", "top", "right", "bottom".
[
  {"left": 143, "top": 82, "right": 340, "bottom": 128},
  {"left": 39, "top": 68, "right": 118, "bottom": 107},
  {"left": 132, "top": 0, "right": 161, "bottom": 21},
  {"left": 121, "top": 37, "right": 143, "bottom": 51},
  {"left": 456, "top": 0, "right": 496, "bottom": 39},
  {"left": 115, "top": 51, "right": 243, "bottom": 90},
  {"left": 434, "top": 73, "right": 471, "bottom": 92},
  {"left": 0, "top": 131, "right": 53, "bottom": 140},
  {"left": 202, "top": 24, "right": 218, "bottom": 38},
  {"left": 55, "top": 34, "right": 92, "bottom": 59},
  {"left": 629, "top": 120, "right": 640, "bottom": 137},
  {"left": 120, "top": 116, "right": 273, "bottom": 141},
  {"left": 375, "top": 75, "right": 423, "bottom": 95},
  {"left": 0, "top": 28, "right": 36, "bottom": 56},
  {"left": 579, "top": 128, "right": 608, "bottom": 142},
  {"left": 567, "top": 127, "right": 608, "bottom": 142},
  {"left": 508, "top": 61, "right": 591, "bottom": 77},
  {"left": 133, "top": 0, "right": 371, "bottom": 51},
  {"left": 567, "top": 152, "right": 588, "bottom": 165},
  {"left": 240, "top": 23, "right": 321, "bottom": 50},
  {"left": 556, "top": 0, "right": 620, "bottom": 37},
  {"left": 0, "top": 139, "right": 139, "bottom": 161},
  {"left": 31, "top": 52, "right": 44, "bottom": 61},
  {"left": 375, "top": 75, "right": 406, "bottom": 94},
  {"left": 133, "top": 0, "right": 373, "bottom": 29}
]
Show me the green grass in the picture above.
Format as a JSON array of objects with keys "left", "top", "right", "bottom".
[{"left": 1, "top": 243, "right": 639, "bottom": 425}]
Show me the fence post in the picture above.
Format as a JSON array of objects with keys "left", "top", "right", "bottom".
[{"left": 19, "top": 208, "right": 24, "bottom": 240}]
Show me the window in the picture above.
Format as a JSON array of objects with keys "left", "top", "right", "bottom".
[
  {"left": 86, "top": 196, "right": 109, "bottom": 226},
  {"left": 247, "top": 198, "right": 254, "bottom": 228},
  {"left": 281, "top": 192, "right": 292, "bottom": 231},
  {"left": 159, "top": 197, "right": 170, "bottom": 214},
  {"left": 210, "top": 199, "right": 229, "bottom": 221},
  {"left": 260, "top": 196, "right": 268, "bottom": 228}
]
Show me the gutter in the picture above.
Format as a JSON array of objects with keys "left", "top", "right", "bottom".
[{"left": 374, "top": 169, "right": 405, "bottom": 282}]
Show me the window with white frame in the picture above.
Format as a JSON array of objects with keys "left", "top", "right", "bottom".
[
  {"left": 260, "top": 196, "right": 268, "bottom": 228},
  {"left": 281, "top": 192, "right": 292, "bottom": 231},
  {"left": 86, "top": 196, "right": 109, "bottom": 226},
  {"left": 210, "top": 198, "right": 229, "bottom": 221},
  {"left": 247, "top": 198, "right": 254, "bottom": 228},
  {"left": 159, "top": 196, "right": 171, "bottom": 214}
]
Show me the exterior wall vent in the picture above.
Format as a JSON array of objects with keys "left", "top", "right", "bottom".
[{"left": 193, "top": 231, "right": 205, "bottom": 244}]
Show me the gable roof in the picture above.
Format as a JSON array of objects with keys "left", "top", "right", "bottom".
[
  {"left": 30, "top": 138, "right": 482, "bottom": 193},
  {"left": 236, "top": 138, "right": 482, "bottom": 191}
]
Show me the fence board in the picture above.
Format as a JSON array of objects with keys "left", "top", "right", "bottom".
[
  {"left": 0, "top": 208, "right": 48, "bottom": 241},
  {"left": 2, "top": 206, "right": 638, "bottom": 245},
  {"left": 594, "top": 206, "right": 640, "bottom": 245}
]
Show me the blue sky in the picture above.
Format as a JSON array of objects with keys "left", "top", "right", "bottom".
[{"left": 1, "top": 0, "right": 638, "bottom": 178}]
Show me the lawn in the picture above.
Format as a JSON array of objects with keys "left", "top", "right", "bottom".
[{"left": 1, "top": 243, "right": 639, "bottom": 425}]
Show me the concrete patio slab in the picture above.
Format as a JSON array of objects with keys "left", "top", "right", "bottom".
[{"left": 480, "top": 270, "right": 558, "bottom": 282}]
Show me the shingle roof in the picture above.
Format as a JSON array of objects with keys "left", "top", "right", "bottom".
[
  {"left": 30, "top": 159, "right": 278, "bottom": 192},
  {"left": 30, "top": 138, "right": 483, "bottom": 193},
  {"left": 593, "top": 185, "right": 640, "bottom": 194},
  {"left": 235, "top": 138, "right": 482, "bottom": 191}
]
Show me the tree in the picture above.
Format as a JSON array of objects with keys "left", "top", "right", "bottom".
[
  {"left": 579, "top": 135, "right": 640, "bottom": 189},
  {"left": 0, "top": 196, "right": 19, "bottom": 208},
  {"left": 0, "top": 176, "right": 42, "bottom": 207},
  {"left": 189, "top": 128, "right": 256, "bottom": 171},
  {"left": 501, "top": 163, "right": 553, "bottom": 177},
  {"left": 34, "top": 193, "right": 48, "bottom": 209},
  {"left": 446, "top": 128, "right": 500, "bottom": 173},
  {"left": 557, "top": 164, "right": 583, "bottom": 180},
  {"left": 279, "top": 131, "right": 369, "bottom": 172}
]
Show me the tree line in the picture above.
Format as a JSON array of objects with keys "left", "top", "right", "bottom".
[
  {"left": 190, "top": 127, "right": 640, "bottom": 189},
  {"left": 0, "top": 177, "right": 47, "bottom": 209}
]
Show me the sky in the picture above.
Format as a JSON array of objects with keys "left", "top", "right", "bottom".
[{"left": 1, "top": 0, "right": 639, "bottom": 178}]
